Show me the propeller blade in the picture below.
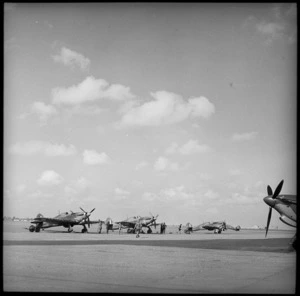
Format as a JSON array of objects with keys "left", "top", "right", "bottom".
[
  {"left": 90, "top": 208, "right": 95, "bottom": 214},
  {"left": 273, "top": 180, "right": 284, "bottom": 199},
  {"left": 265, "top": 207, "right": 272, "bottom": 237},
  {"left": 80, "top": 207, "right": 86, "bottom": 213},
  {"left": 267, "top": 185, "right": 273, "bottom": 196}
]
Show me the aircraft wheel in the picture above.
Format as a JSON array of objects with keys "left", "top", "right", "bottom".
[
  {"left": 35, "top": 227, "right": 41, "bottom": 232},
  {"left": 136, "top": 234, "right": 140, "bottom": 238},
  {"left": 81, "top": 228, "right": 87, "bottom": 233},
  {"left": 29, "top": 225, "right": 35, "bottom": 232}
]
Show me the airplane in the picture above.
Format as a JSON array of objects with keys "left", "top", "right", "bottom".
[
  {"left": 27, "top": 208, "right": 101, "bottom": 233},
  {"left": 184, "top": 221, "right": 241, "bottom": 234},
  {"left": 263, "top": 179, "right": 297, "bottom": 250},
  {"left": 105, "top": 213, "right": 159, "bottom": 234}
]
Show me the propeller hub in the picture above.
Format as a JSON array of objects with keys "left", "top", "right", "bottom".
[{"left": 263, "top": 196, "right": 276, "bottom": 208}]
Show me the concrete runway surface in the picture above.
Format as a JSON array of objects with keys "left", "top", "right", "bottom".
[{"left": 3, "top": 221, "right": 297, "bottom": 293}]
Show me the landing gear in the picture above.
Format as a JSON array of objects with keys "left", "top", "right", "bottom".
[
  {"left": 68, "top": 226, "right": 73, "bottom": 233},
  {"left": 147, "top": 227, "right": 152, "bottom": 234},
  {"left": 81, "top": 227, "right": 88, "bottom": 233},
  {"left": 29, "top": 225, "right": 35, "bottom": 232}
]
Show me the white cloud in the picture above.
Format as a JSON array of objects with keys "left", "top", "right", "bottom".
[
  {"left": 44, "top": 143, "right": 77, "bottom": 156},
  {"left": 37, "top": 170, "right": 64, "bottom": 186},
  {"left": 61, "top": 105, "right": 106, "bottom": 119},
  {"left": 64, "top": 186, "right": 78, "bottom": 197},
  {"left": 114, "top": 187, "right": 130, "bottom": 200},
  {"left": 16, "top": 184, "right": 26, "bottom": 194},
  {"left": 204, "top": 189, "right": 219, "bottom": 200},
  {"left": 64, "top": 177, "right": 90, "bottom": 197},
  {"left": 83, "top": 149, "right": 110, "bottom": 165},
  {"left": 232, "top": 131, "right": 258, "bottom": 141},
  {"left": 153, "top": 156, "right": 179, "bottom": 172},
  {"left": 247, "top": 4, "right": 296, "bottom": 45},
  {"left": 165, "top": 142, "right": 179, "bottom": 154},
  {"left": 135, "top": 161, "right": 149, "bottom": 170},
  {"left": 256, "top": 21, "right": 285, "bottom": 41},
  {"left": 229, "top": 169, "right": 242, "bottom": 176},
  {"left": 117, "top": 91, "right": 215, "bottom": 128},
  {"left": 198, "top": 173, "right": 212, "bottom": 181},
  {"left": 10, "top": 141, "right": 77, "bottom": 156},
  {"left": 31, "top": 101, "right": 58, "bottom": 123},
  {"left": 142, "top": 185, "right": 194, "bottom": 203},
  {"left": 76, "top": 177, "right": 90, "bottom": 190},
  {"left": 166, "top": 140, "right": 210, "bottom": 155},
  {"left": 179, "top": 140, "right": 210, "bottom": 155},
  {"left": 52, "top": 76, "right": 135, "bottom": 105},
  {"left": 205, "top": 207, "right": 219, "bottom": 214},
  {"left": 52, "top": 47, "right": 90, "bottom": 71},
  {"left": 142, "top": 192, "right": 157, "bottom": 201}
]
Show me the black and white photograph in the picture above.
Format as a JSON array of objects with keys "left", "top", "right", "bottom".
[{"left": 3, "top": 2, "right": 297, "bottom": 293}]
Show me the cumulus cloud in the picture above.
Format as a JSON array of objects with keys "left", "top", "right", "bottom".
[
  {"left": 229, "top": 169, "right": 242, "bottom": 176},
  {"left": 64, "top": 177, "right": 90, "bottom": 197},
  {"left": 135, "top": 161, "right": 149, "bottom": 170},
  {"left": 31, "top": 101, "right": 58, "bottom": 123},
  {"left": 166, "top": 140, "right": 210, "bottom": 155},
  {"left": 232, "top": 131, "right": 258, "bottom": 141},
  {"left": 52, "top": 76, "right": 135, "bottom": 105},
  {"left": 83, "top": 149, "right": 110, "bottom": 165},
  {"left": 117, "top": 91, "right": 215, "bottom": 128},
  {"left": 153, "top": 156, "right": 179, "bottom": 172},
  {"left": 10, "top": 141, "right": 77, "bottom": 156},
  {"left": 256, "top": 21, "right": 285, "bottom": 42},
  {"left": 52, "top": 47, "right": 90, "bottom": 71},
  {"left": 114, "top": 187, "right": 130, "bottom": 200},
  {"left": 246, "top": 4, "right": 296, "bottom": 45},
  {"left": 142, "top": 185, "right": 194, "bottom": 202},
  {"left": 37, "top": 170, "right": 64, "bottom": 186},
  {"left": 204, "top": 189, "right": 220, "bottom": 200}
]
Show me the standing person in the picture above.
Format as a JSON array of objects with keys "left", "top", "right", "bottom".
[
  {"left": 163, "top": 223, "right": 167, "bottom": 234},
  {"left": 97, "top": 220, "right": 102, "bottom": 234},
  {"left": 178, "top": 224, "right": 182, "bottom": 234},
  {"left": 160, "top": 223, "right": 163, "bottom": 234},
  {"left": 118, "top": 223, "right": 122, "bottom": 235},
  {"left": 134, "top": 221, "right": 142, "bottom": 238}
]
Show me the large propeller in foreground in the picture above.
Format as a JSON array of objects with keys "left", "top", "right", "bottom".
[
  {"left": 80, "top": 207, "right": 96, "bottom": 228},
  {"left": 264, "top": 180, "right": 284, "bottom": 237}
]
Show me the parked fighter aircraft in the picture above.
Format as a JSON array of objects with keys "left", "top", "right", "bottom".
[
  {"left": 263, "top": 179, "right": 297, "bottom": 250},
  {"left": 184, "top": 221, "right": 241, "bottom": 234},
  {"left": 28, "top": 208, "right": 100, "bottom": 233},
  {"left": 105, "top": 213, "right": 159, "bottom": 234}
]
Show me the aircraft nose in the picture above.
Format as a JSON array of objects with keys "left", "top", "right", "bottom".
[{"left": 263, "top": 196, "right": 276, "bottom": 208}]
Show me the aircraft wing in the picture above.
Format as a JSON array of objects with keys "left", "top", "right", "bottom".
[
  {"left": 225, "top": 224, "right": 235, "bottom": 230},
  {"left": 114, "top": 221, "right": 136, "bottom": 228},
  {"left": 226, "top": 224, "right": 240, "bottom": 231},
  {"left": 31, "top": 217, "right": 72, "bottom": 224},
  {"left": 281, "top": 195, "right": 297, "bottom": 204}
]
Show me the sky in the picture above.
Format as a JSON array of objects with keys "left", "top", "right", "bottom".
[{"left": 4, "top": 3, "right": 297, "bottom": 228}]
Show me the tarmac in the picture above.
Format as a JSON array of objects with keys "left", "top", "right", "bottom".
[{"left": 3, "top": 221, "right": 297, "bottom": 293}]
